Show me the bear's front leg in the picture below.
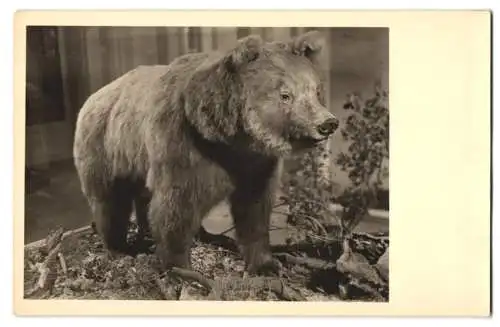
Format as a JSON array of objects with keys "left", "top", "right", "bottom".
[
  {"left": 148, "top": 187, "right": 199, "bottom": 270},
  {"left": 230, "top": 188, "right": 282, "bottom": 276}
]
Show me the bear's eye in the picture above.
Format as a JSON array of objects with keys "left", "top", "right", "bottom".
[{"left": 280, "top": 93, "right": 292, "bottom": 103}]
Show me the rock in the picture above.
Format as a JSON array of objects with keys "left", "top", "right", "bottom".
[
  {"left": 178, "top": 284, "right": 211, "bottom": 301},
  {"left": 375, "top": 248, "right": 389, "bottom": 282}
]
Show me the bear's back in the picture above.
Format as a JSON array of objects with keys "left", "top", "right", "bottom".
[{"left": 80, "top": 50, "right": 217, "bottom": 116}]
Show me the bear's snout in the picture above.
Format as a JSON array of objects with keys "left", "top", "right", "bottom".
[{"left": 316, "top": 117, "right": 339, "bottom": 137}]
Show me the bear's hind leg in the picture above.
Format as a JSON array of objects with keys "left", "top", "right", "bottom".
[
  {"left": 130, "top": 183, "right": 154, "bottom": 254},
  {"left": 134, "top": 190, "right": 152, "bottom": 239},
  {"left": 91, "top": 178, "right": 135, "bottom": 254},
  {"left": 148, "top": 188, "right": 200, "bottom": 270}
]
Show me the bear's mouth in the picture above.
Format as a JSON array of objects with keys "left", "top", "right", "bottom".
[{"left": 289, "top": 135, "right": 327, "bottom": 149}]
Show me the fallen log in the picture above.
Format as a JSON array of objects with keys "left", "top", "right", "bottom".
[{"left": 168, "top": 266, "right": 306, "bottom": 301}]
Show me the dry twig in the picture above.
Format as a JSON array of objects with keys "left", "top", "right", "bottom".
[
  {"left": 274, "top": 253, "right": 335, "bottom": 271},
  {"left": 58, "top": 253, "right": 68, "bottom": 277},
  {"left": 25, "top": 227, "right": 66, "bottom": 298}
]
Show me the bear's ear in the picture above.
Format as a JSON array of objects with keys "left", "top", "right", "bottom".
[
  {"left": 223, "top": 34, "right": 263, "bottom": 71},
  {"left": 289, "top": 30, "right": 325, "bottom": 62}
]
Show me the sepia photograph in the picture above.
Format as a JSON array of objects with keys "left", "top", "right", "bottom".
[
  {"left": 9, "top": 8, "right": 493, "bottom": 318},
  {"left": 22, "top": 25, "right": 390, "bottom": 302}
]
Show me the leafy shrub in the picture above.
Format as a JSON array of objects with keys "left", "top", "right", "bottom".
[{"left": 336, "top": 84, "right": 389, "bottom": 236}]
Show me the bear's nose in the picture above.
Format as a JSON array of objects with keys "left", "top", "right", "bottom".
[{"left": 316, "top": 118, "right": 339, "bottom": 136}]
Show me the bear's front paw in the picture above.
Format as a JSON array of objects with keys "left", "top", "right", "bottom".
[{"left": 248, "top": 257, "right": 283, "bottom": 277}]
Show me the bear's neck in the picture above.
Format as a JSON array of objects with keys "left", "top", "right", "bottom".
[{"left": 186, "top": 121, "right": 278, "bottom": 180}]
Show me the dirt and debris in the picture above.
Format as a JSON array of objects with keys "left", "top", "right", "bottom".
[{"left": 24, "top": 222, "right": 389, "bottom": 302}]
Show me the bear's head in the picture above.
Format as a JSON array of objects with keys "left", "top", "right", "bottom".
[{"left": 184, "top": 30, "right": 339, "bottom": 157}]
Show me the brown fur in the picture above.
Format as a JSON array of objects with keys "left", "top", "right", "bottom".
[{"left": 73, "top": 31, "right": 338, "bottom": 274}]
